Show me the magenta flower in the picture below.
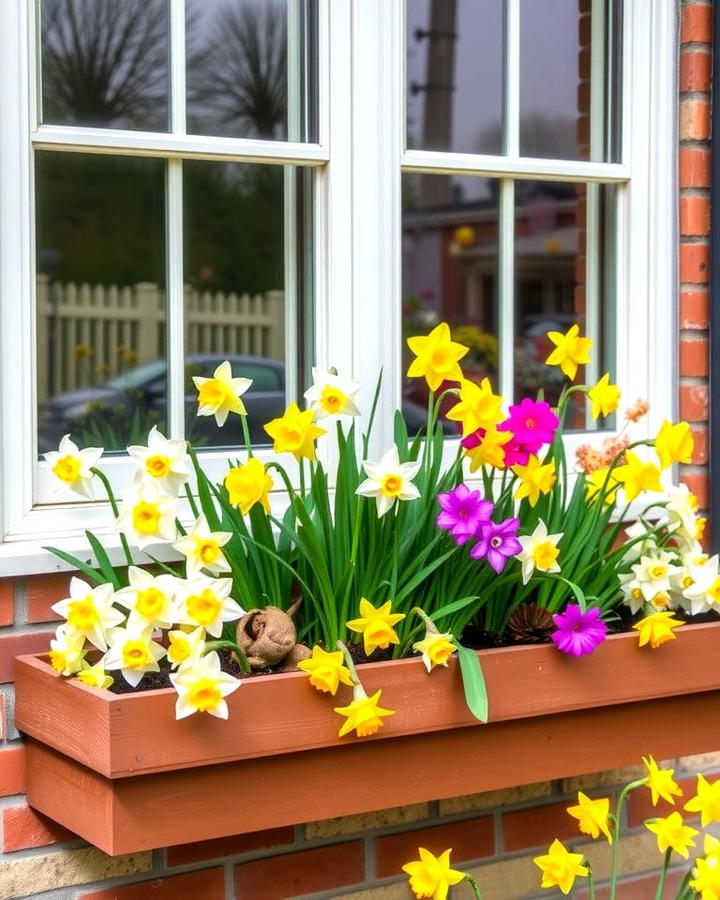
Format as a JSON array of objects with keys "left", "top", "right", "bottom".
[
  {"left": 436, "top": 484, "right": 493, "bottom": 545},
  {"left": 551, "top": 604, "right": 607, "bottom": 658},
  {"left": 499, "top": 399, "right": 559, "bottom": 456},
  {"left": 470, "top": 517, "right": 522, "bottom": 573}
]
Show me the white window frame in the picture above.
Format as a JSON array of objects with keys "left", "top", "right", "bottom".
[{"left": 0, "top": 0, "right": 677, "bottom": 575}]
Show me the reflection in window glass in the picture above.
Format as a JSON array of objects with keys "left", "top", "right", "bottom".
[
  {"left": 406, "top": 0, "right": 503, "bottom": 154},
  {"left": 40, "top": 0, "right": 169, "bottom": 131},
  {"left": 186, "top": 0, "right": 318, "bottom": 142},
  {"left": 520, "top": 0, "right": 622, "bottom": 161},
  {"left": 183, "top": 161, "right": 292, "bottom": 448},
  {"left": 514, "top": 181, "right": 616, "bottom": 429},
  {"left": 36, "top": 153, "right": 166, "bottom": 454},
  {"left": 402, "top": 172, "right": 499, "bottom": 432}
]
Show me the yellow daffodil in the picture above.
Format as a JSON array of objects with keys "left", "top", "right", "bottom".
[
  {"left": 116, "top": 481, "right": 178, "bottom": 549},
  {"left": 685, "top": 774, "right": 720, "bottom": 826},
  {"left": 173, "top": 515, "right": 232, "bottom": 578},
  {"left": 445, "top": 378, "right": 503, "bottom": 436},
  {"left": 304, "top": 368, "right": 361, "bottom": 418},
  {"left": 44, "top": 434, "right": 103, "bottom": 498},
  {"left": 174, "top": 575, "right": 243, "bottom": 638},
  {"left": 407, "top": 322, "right": 468, "bottom": 392},
  {"left": 193, "top": 360, "right": 252, "bottom": 426},
  {"left": 614, "top": 450, "right": 664, "bottom": 502},
  {"left": 545, "top": 324, "right": 593, "bottom": 380},
  {"left": 51, "top": 577, "right": 124, "bottom": 652},
  {"left": 517, "top": 520, "right": 563, "bottom": 585},
  {"left": 356, "top": 447, "right": 420, "bottom": 517},
  {"left": 169, "top": 650, "right": 241, "bottom": 719},
  {"left": 334, "top": 687, "right": 395, "bottom": 737},
  {"left": 346, "top": 598, "right": 405, "bottom": 655},
  {"left": 127, "top": 425, "right": 190, "bottom": 494},
  {"left": 101, "top": 626, "right": 166, "bottom": 687},
  {"left": 585, "top": 467, "right": 620, "bottom": 504},
  {"left": 702, "top": 834, "right": 720, "bottom": 862},
  {"left": 634, "top": 611, "right": 684, "bottom": 649},
  {"left": 642, "top": 755, "right": 684, "bottom": 806},
  {"left": 412, "top": 632, "right": 456, "bottom": 672},
  {"left": 645, "top": 811, "right": 698, "bottom": 858},
  {"left": 264, "top": 402, "right": 326, "bottom": 461},
  {"left": 512, "top": 455, "right": 556, "bottom": 507},
  {"left": 533, "top": 839, "right": 588, "bottom": 895},
  {"left": 76, "top": 660, "right": 114, "bottom": 690},
  {"left": 566, "top": 792, "right": 613, "bottom": 843},
  {"left": 402, "top": 848, "right": 465, "bottom": 900},
  {"left": 655, "top": 420, "right": 694, "bottom": 470},
  {"left": 588, "top": 373, "right": 621, "bottom": 419},
  {"left": 297, "top": 646, "right": 354, "bottom": 695},
  {"left": 48, "top": 624, "right": 86, "bottom": 676},
  {"left": 114, "top": 566, "right": 177, "bottom": 630},
  {"left": 464, "top": 424, "right": 512, "bottom": 471},
  {"left": 167, "top": 626, "right": 206, "bottom": 669},
  {"left": 225, "top": 457, "right": 273, "bottom": 515},
  {"left": 690, "top": 853, "right": 720, "bottom": 900}
]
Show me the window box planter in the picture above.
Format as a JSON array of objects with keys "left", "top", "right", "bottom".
[{"left": 14, "top": 620, "right": 720, "bottom": 856}]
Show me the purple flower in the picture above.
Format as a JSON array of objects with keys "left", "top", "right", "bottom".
[
  {"left": 470, "top": 517, "right": 522, "bottom": 573},
  {"left": 551, "top": 604, "right": 607, "bottom": 658},
  {"left": 436, "top": 484, "right": 493, "bottom": 545}
]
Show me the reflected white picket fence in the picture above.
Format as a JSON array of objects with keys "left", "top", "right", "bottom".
[{"left": 36, "top": 274, "right": 284, "bottom": 403}]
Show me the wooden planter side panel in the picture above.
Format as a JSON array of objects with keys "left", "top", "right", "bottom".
[
  {"left": 25, "top": 690, "right": 720, "bottom": 856},
  {"left": 14, "top": 623, "right": 720, "bottom": 778}
]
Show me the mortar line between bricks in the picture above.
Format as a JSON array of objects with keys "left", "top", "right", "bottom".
[
  {"left": 224, "top": 860, "right": 234, "bottom": 900},
  {"left": 12, "top": 579, "right": 26, "bottom": 629},
  {"left": 363, "top": 832, "right": 374, "bottom": 882},
  {"left": 680, "top": 41, "right": 712, "bottom": 51}
]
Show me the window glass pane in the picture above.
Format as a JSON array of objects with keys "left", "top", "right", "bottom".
[
  {"left": 36, "top": 152, "right": 167, "bottom": 456},
  {"left": 520, "top": 0, "right": 622, "bottom": 162},
  {"left": 402, "top": 172, "right": 499, "bottom": 432},
  {"left": 184, "top": 161, "right": 305, "bottom": 448},
  {"left": 40, "top": 0, "right": 169, "bottom": 132},
  {"left": 186, "top": 0, "right": 318, "bottom": 142},
  {"left": 514, "top": 180, "right": 616, "bottom": 430},
  {"left": 406, "top": 0, "right": 503, "bottom": 155}
]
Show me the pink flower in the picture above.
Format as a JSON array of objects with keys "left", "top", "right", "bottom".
[
  {"left": 551, "top": 604, "right": 607, "bottom": 658},
  {"left": 499, "top": 399, "right": 559, "bottom": 456}
]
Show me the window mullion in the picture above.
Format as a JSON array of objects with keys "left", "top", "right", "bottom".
[{"left": 503, "top": 0, "right": 520, "bottom": 158}]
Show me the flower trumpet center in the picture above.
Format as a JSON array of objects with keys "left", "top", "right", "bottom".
[
  {"left": 650, "top": 565, "right": 667, "bottom": 579},
  {"left": 187, "top": 678, "right": 223, "bottom": 712},
  {"left": 364, "top": 621, "right": 394, "bottom": 649},
  {"left": 187, "top": 589, "right": 221, "bottom": 625},
  {"left": 132, "top": 501, "right": 162, "bottom": 535},
  {"left": 168, "top": 634, "right": 191, "bottom": 665},
  {"left": 53, "top": 455, "right": 81, "bottom": 483},
  {"left": 430, "top": 348, "right": 452, "bottom": 370},
  {"left": 532, "top": 540, "right": 559, "bottom": 570},
  {"left": 136, "top": 587, "right": 165, "bottom": 619},
  {"left": 320, "top": 385, "right": 347, "bottom": 413},
  {"left": 145, "top": 454, "right": 171, "bottom": 478},
  {"left": 66, "top": 597, "right": 98, "bottom": 632},
  {"left": 121, "top": 640, "right": 151, "bottom": 670},
  {"left": 198, "top": 380, "right": 227, "bottom": 407},
  {"left": 278, "top": 426, "right": 303, "bottom": 450},
  {"left": 708, "top": 577, "right": 720, "bottom": 604},
  {"left": 381, "top": 473, "right": 403, "bottom": 497},
  {"left": 197, "top": 540, "right": 221, "bottom": 565}
]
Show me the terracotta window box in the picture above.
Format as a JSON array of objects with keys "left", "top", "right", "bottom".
[{"left": 14, "top": 621, "right": 720, "bottom": 856}]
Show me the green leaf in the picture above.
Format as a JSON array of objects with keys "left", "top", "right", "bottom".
[
  {"left": 454, "top": 641, "right": 488, "bottom": 723},
  {"left": 43, "top": 546, "right": 104, "bottom": 585},
  {"left": 84, "top": 530, "right": 121, "bottom": 588},
  {"left": 431, "top": 594, "right": 481, "bottom": 623}
]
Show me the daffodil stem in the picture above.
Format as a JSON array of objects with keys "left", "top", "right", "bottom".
[
  {"left": 203, "top": 640, "right": 251, "bottom": 675},
  {"left": 654, "top": 849, "right": 672, "bottom": 900},
  {"left": 587, "top": 866, "right": 596, "bottom": 900},
  {"left": 412, "top": 607, "right": 437, "bottom": 634},
  {"left": 463, "top": 874, "right": 482, "bottom": 899},
  {"left": 673, "top": 870, "right": 693, "bottom": 900},
  {"left": 299, "top": 459, "right": 306, "bottom": 498},
  {"left": 240, "top": 415, "right": 253, "bottom": 458},
  {"left": 336, "top": 640, "right": 361, "bottom": 688},
  {"left": 91, "top": 466, "right": 134, "bottom": 568},
  {"left": 608, "top": 779, "right": 645, "bottom": 900}
]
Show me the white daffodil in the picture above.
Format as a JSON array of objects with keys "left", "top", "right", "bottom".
[
  {"left": 101, "top": 626, "right": 166, "bottom": 687},
  {"left": 48, "top": 624, "right": 87, "bottom": 676},
  {"left": 618, "top": 572, "right": 646, "bottom": 615},
  {"left": 127, "top": 425, "right": 190, "bottom": 495},
  {"left": 116, "top": 480, "right": 178, "bottom": 549},
  {"left": 682, "top": 555, "right": 720, "bottom": 615},
  {"left": 193, "top": 360, "right": 252, "bottom": 427},
  {"left": 167, "top": 626, "right": 206, "bottom": 670},
  {"left": 114, "top": 566, "right": 177, "bottom": 630},
  {"left": 174, "top": 575, "right": 243, "bottom": 638},
  {"left": 170, "top": 650, "right": 241, "bottom": 719},
  {"left": 44, "top": 434, "right": 103, "bottom": 498},
  {"left": 620, "top": 519, "right": 659, "bottom": 565},
  {"left": 664, "top": 483, "right": 699, "bottom": 534},
  {"left": 356, "top": 447, "right": 421, "bottom": 517},
  {"left": 51, "top": 577, "right": 125, "bottom": 651},
  {"left": 631, "top": 551, "right": 682, "bottom": 604},
  {"left": 173, "top": 515, "right": 232, "bottom": 578},
  {"left": 516, "top": 520, "right": 563, "bottom": 585},
  {"left": 76, "top": 659, "right": 114, "bottom": 690},
  {"left": 304, "top": 368, "right": 361, "bottom": 418}
]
